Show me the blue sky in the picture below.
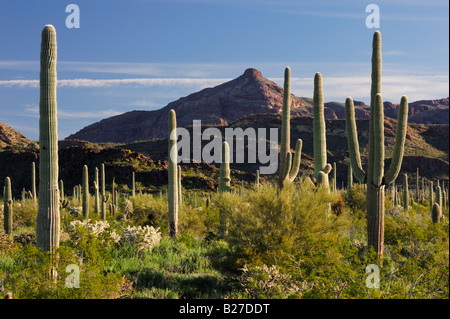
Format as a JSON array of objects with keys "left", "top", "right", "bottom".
[{"left": 0, "top": 0, "right": 448, "bottom": 141}]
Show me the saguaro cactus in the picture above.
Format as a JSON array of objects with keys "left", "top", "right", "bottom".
[
  {"left": 82, "top": 165, "right": 89, "bottom": 218},
  {"left": 36, "top": 25, "right": 60, "bottom": 252},
  {"left": 431, "top": 203, "right": 442, "bottom": 223},
  {"left": 219, "top": 141, "right": 231, "bottom": 193},
  {"left": 348, "top": 161, "right": 353, "bottom": 189},
  {"left": 94, "top": 167, "right": 99, "bottom": 214},
  {"left": 168, "top": 109, "right": 178, "bottom": 237},
  {"left": 278, "top": 67, "right": 302, "bottom": 188},
  {"left": 132, "top": 171, "right": 136, "bottom": 198},
  {"left": 3, "top": 177, "right": 13, "bottom": 235},
  {"left": 177, "top": 166, "right": 182, "bottom": 205},
  {"left": 345, "top": 31, "right": 408, "bottom": 256},
  {"left": 313, "top": 73, "right": 332, "bottom": 186},
  {"left": 31, "top": 162, "right": 37, "bottom": 205},
  {"left": 403, "top": 174, "right": 409, "bottom": 211}
]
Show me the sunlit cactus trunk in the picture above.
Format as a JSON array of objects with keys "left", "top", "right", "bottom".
[
  {"left": 345, "top": 31, "right": 408, "bottom": 257},
  {"left": 168, "top": 109, "right": 178, "bottom": 237},
  {"left": 36, "top": 25, "right": 60, "bottom": 252}
]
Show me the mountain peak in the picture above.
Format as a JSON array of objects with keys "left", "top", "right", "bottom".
[{"left": 242, "top": 68, "right": 263, "bottom": 79}]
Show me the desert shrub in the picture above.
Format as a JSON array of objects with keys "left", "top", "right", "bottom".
[
  {"left": 344, "top": 184, "right": 366, "bottom": 215},
  {"left": 218, "top": 181, "right": 350, "bottom": 266},
  {"left": 129, "top": 194, "right": 168, "bottom": 231},
  {"left": 0, "top": 244, "right": 124, "bottom": 299}
]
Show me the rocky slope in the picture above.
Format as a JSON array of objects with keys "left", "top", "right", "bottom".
[{"left": 66, "top": 68, "right": 448, "bottom": 144}]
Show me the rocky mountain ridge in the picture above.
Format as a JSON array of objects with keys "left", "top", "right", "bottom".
[{"left": 65, "top": 68, "right": 449, "bottom": 143}]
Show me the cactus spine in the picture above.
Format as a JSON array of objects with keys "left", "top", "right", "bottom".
[
  {"left": 36, "top": 25, "right": 60, "bottom": 252},
  {"left": 345, "top": 31, "right": 408, "bottom": 256},
  {"left": 278, "top": 67, "right": 302, "bottom": 188},
  {"left": 168, "top": 109, "right": 178, "bottom": 237},
  {"left": 403, "top": 174, "right": 409, "bottom": 211},
  {"left": 3, "top": 177, "right": 13, "bottom": 235}
]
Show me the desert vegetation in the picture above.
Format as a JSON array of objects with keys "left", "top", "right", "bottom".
[{"left": 0, "top": 26, "right": 448, "bottom": 300}]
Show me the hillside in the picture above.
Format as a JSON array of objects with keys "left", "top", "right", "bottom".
[{"left": 65, "top": 68, "right": 449, "bottom": 144}]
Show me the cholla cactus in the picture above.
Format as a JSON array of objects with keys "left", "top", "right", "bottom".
[{"left": 120, "top": 225, "right": 162, "bottom": 252}]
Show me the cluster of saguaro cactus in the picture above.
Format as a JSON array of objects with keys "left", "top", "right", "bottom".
[
  {"left": 345, "top": 31, "right": 409, "bottom": 256},
  {"left": 168, "top": 109, "right": 179, "bottom": 237},
  {"left": 278, "top": 67, "right": 302, "bottom": 188},
  {"left": 36, "top": 25, "right": 60, "bottom": 252}
]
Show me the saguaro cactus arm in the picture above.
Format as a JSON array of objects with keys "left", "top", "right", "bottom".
[
  {"left": 281, "top": 139, "right": 302, "bottom": 184},
  {"left": 384, "top": 96, "right": 408, "bottom": 185},
  {"left": 345, "top": 97, "right": 366, "bottom": 183}
]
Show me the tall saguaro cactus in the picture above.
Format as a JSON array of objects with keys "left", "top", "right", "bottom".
[
  {"left": 168, "top": 109, "right": 178, "bottom": 237},
  {"left": 278, "top": 67, "right": 302, "bottom": 188},
  {"left": 313, "top": 73, "right": 332, "bottom": 186},
  {"left": 36, "top": 25, "right": 60, "bottom": 252},
  {"left": 345, "top": 31, "right": 408, "bottom": 256}
]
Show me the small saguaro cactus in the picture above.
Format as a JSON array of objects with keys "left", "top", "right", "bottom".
[
  {"left": 59, "top": 179, "right": 64, "bottom": 201},
  {"left": 431, "top": 203, "right": 442, "bottom": 223},
  {"left": 403, "top": 174, "right": 409, "bottom": 211},
  {"left": 345, "top": 31, "right": 409, "bottom": 257},
  {"left": 132, "top": 171, "right": 136, "bottom": 198},
  {"left": 94, "top": 167, "right": 99, "bottom": 214},
  {"left": 416, "top": 167, "right": 420, "bottom": 203},
  {"left": 429, "top": 181, "right": 434, "bottom": 209},
  {"left": 36, "top": 25, "right": 60, "bottom": 252},
  {"left": 219, "top": 141, "right": 231, "bottom": 193},
  {"left": 255, "top": 169, "right": 260, "bottom": 188},
  {"left": 168, "top": 109, "right": 179, "bottom": 237},
  {"left": 82, "top": 165, "right": 89, "bottom": 218},
  {"left": 436, "top": 185, "right": 442, "bottom": 209},
  {"left": 278, "top": 67, "right": 302, "bottom": 189},
  {"left": 3, "top": 177, "right": 13, "bottom": 235}
]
